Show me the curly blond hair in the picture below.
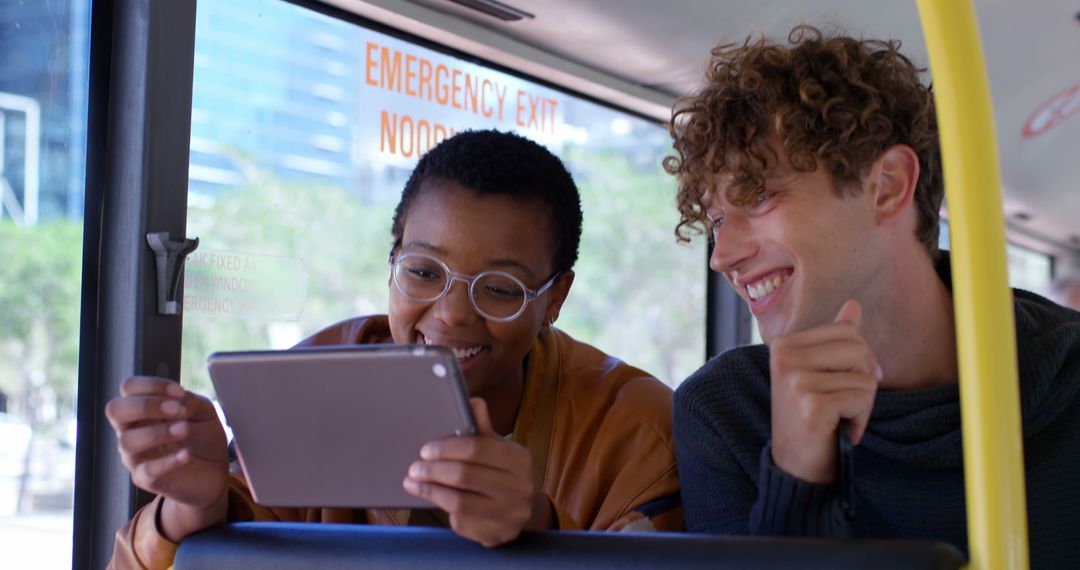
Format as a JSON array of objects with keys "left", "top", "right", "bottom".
[{"left": 665, "top": 25, "right": 942, "bottom": 254}]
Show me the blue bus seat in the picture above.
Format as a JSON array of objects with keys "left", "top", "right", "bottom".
[{"left": 173, "top": 522, "right": 965, "bottom": 569}]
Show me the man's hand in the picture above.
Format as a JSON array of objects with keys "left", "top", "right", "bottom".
[
  {"left": 403, "top": 398, "right": 552, "bottom": 547},
  {"left": 769, "top": 300, "right": 883, "bottom": 484},
  {"left": 105, "top": 376, "right": 230, "bottom": 541}
]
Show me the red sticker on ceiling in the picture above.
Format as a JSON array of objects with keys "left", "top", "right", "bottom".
[{"left": 1023, "top": 83, "right": 1080, "bottom": 138}]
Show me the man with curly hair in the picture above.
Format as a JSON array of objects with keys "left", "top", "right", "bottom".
[{"left": 667, "top": 25, "right": 1080, "bottom": 567}]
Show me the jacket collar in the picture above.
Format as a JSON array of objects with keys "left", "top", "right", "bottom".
[{"left": 511, "top": 329, "right": 562, "bottom": 491}]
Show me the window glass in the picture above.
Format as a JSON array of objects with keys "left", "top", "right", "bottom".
[
  {"left": 942, "top": 221, "right": 1054, "bottom": 292},
  {"left": 181, "top": 0, "right": 705, "bottom": 394},
  {"left": 1005, "top": 242, "right": 1052, "bottom": 294},
  {"left": 0, "top": 0, "right": 90, "bottom": 566}
]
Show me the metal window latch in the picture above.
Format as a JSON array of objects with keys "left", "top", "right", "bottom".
[{"left": 146, "top": 232, "right": 200, "bottom": 315}]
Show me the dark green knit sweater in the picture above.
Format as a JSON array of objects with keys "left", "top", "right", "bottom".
[{"left": 675, "top": 258, "right": 1080, "bottom": 569}]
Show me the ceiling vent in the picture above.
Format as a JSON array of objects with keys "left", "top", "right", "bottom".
[{"left": 447, "top": 0, "right": 534, "bottom": 22}]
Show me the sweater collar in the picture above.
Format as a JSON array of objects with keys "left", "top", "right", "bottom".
[{"left": 864, "top": 251, "right": 1080, "bottom": 466}]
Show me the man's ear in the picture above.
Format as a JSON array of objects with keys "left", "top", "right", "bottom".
[
  {"left": 869, "top": 144, "right": 919, "bottom": 224},
  {"left": 544, "top": 270, "right": 575, "bottom": 324}
]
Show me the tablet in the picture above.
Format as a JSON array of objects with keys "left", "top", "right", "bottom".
[{"left": 207, "top": 344, "right": 476, "bottom": 509}]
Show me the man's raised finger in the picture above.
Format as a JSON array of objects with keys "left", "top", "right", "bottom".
[
  {"left": 780, "top": 338, "right": 881, "bottom": 376},
  {"left": 786, "top": 371, "right": 880, "bottom": 396}
]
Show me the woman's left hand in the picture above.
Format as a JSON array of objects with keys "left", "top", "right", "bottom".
[{"left": 403, "top": 397, "right": 554, "bottom": 547}]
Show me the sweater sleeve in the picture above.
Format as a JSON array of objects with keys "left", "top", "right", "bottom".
[
  {"left": 675, "top": 368, "right": 851, "bottom": 538},
  {"left": 749, "top": 442, "right": 850, "bottom": 537},
  {"left": 108, "top": 496, "right": 178, "bottom": 570},
  {"left": 673, "top": 383, "right": 759, "bottom": 534},
  {"left": 108, "top": 474, "right": 312, "bottom": 569}
]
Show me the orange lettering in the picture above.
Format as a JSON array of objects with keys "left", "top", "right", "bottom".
[
  {"left": 365, "top": 42, "right": 379, "bottom": 86},
  {"left": 528, "top": 93, "right": 541, "bottom": 129},
  {"left": 416, "top": 119, "right": 431, "bottom": 155},
  {"left": 380, "top": 47, "right": 402, "bottom": 92},
  {"left": 464, "top": 74, "right": 479, "bottom": 114},
  {"left": 380, "top": 110, "right": 397, "bottom": 153},
  {"left": 419, "top": 58, "right": 433, "bottom": 100},
  {"left": 481, "top": 79, "right": 495, "bottom": 118},
  {"left": 452, "top": 69, "right": 463, "bottom": 110},
  {"left": 380, "top": 112, "right": 461, "bottom": 160},
  {"left": 516, "top": 90, "right": 527, "bottom": 127},
  {"left": 495, "top": 84, "right": 507, "bottom": 121},
  {"left": 405, "top": 54, "right": 418, "bottom": 97},
  {"left": 435, "top": 64, "right": 449, "bottom": 105},
  {"left": 400, "top": 114, "right": 415, "bottom": 157}
]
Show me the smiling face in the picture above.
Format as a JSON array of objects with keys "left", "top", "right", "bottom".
[
  {"left": 388, "top": 180, "right": 571, "bottom": 399},
  {"left": 707, "top": 150, "right": 883, "bottom": 343}
]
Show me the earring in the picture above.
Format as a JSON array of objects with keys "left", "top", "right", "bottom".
[{"left": 539, "top": 315, "right": 555, "bottom": 338}]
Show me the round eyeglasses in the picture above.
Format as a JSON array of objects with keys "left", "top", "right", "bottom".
[{"left": 391, "top": 252, "right": 560, "bottom": 322}]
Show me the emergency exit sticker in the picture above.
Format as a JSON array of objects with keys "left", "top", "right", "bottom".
[
  {"left": 357, "top": 32, "right": 565, "bottom": 168},
  {"left": 182, "top": 250, "right": 308, "bottom": 320}
]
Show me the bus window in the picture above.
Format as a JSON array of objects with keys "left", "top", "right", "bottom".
[
  {"left": 942, "top": 222, "right": 1054, "bottom": 293},
  {"left": 178, "top": 0, "right": 705, "bottom": 395},
  {"left": 0, "top": 0, "right": 91, "bottom": 566},
  {"left": 1005, "top": 243, "right": 1052, "bottom": 294}
]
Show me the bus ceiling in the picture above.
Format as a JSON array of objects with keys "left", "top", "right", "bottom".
[{"left": 326, "top": 0, "right": 1080, "bottom": 258}]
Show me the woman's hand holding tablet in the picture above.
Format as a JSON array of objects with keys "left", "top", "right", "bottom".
[
  {"left": 105, "top": 376, "right": 230, "bottom": 542},
  {"left": 404, "top": 397, "right": 555, "bottom": 547}
]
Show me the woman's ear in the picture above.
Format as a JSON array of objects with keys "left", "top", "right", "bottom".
[
  {"left": 869, "top": 144, "right": 919, "bottom": 224},
  {"left": 544, "top": 270, "right": 575, "bottom": 324}
]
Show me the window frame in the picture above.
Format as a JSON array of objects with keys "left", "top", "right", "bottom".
[
  {"left": 74, "top": 1, "right": 198, "bottom": 568},
  {"left": 73, "top": 1, "right": 737, "bottom": 568}
]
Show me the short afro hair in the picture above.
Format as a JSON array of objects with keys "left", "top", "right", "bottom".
[{"left": 391, "top": 129, "right": 583, "bottom": 274}]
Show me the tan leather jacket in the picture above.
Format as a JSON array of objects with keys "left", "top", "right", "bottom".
[{"left": 110, "top": 315, "right": 682, "bottom": 569}]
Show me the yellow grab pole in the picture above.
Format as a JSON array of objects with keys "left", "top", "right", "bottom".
[{"left": 915, "top": 1, "right": 1028, "bottom": 569}]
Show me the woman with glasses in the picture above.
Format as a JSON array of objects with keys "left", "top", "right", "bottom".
[{"left": 107, "top": 130, "right": 681, "bottom": 569}]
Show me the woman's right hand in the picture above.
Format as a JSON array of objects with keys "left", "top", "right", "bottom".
[{"left": 105, "top": 376, "right": 230, "bottom": 541}]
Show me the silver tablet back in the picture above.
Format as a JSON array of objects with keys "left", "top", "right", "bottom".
[{"left": 207, "top": 345, "right": 474, "bottom": 509}]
